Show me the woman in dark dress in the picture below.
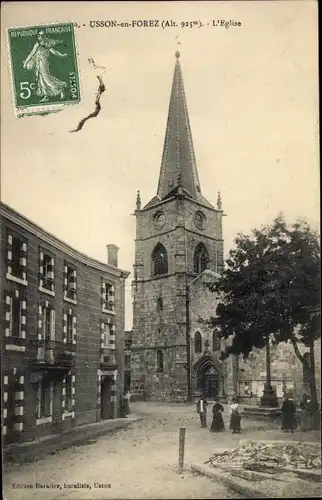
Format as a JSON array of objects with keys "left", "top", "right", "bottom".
[
  {"left": 229, "top": 398, "right": 242, "bottom": 433},
  {"left": 281, "top": 395, "right": 296, "bottom": 433},
  {"left": 210, "top": 400, "right": 225, "bottom": 432}
]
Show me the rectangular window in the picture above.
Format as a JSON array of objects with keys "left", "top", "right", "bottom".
[
  {"left": 43, "top": 254, "right": 54, "bottom": 290},
  {"left": 11, "top": 297, "right": 21, "bottom": 337},
  {"left": 43, "top": 255, "right": 51, "bottom": 279},
  {"left": 39, "top": 251, "right": 55, "bottom": 294},
  {"left": 102, "top": 281, "right": 115, "bottom": 312},
  {"left": 12, "top": 236, "right": 22, "bottom": 278},
  {"left": 6, "top": 232, "right": 27, "bottom": 284},
  {"left": 36, "top": 379, "right": 52, "bottom": 418},
  {"left": 67, "top": 313, "right": 73, "bottom": 344},
  {"left": 103, "top": 323, "right": 110, "bottom": 348},
  {"left": 6, "top": 293, "right": 25, "bottom": 338},
  {"left": 43, "top": 307, "right": 51, "bottom": 340},
  {"left": 42, "top": 306, "right": 55, "bottom": 341},
  {"left": 64, "top": 265, "right": 77, "bottom": 301},
  {"left": 125, "top": 354, "right": 131, "bottom": 367}
]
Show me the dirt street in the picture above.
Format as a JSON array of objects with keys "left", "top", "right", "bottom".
[{"left": 2, "top": 402, "right": 309, "bottom": 500}]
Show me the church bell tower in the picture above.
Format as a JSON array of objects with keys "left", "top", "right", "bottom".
[{"left": 131, "top": 51, "right": 224, "bottom": 401}]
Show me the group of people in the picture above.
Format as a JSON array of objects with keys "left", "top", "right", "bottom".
[
  {"left": 196, "top": 395, "right": 242, "bottom": 433},
  {"left": 197, "top": 392, "right": 316, "bottom": 434},
  {"left": 281, "top": 393, "right": 315, "bottom": 432}
]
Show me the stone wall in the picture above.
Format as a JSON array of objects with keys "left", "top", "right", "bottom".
[{"left": 238, "top": 339, "right": 321, "bottom": 404}]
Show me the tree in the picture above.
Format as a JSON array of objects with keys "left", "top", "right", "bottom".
[{"left": 208, "top": 215, "right": 320, "bottom": 419}]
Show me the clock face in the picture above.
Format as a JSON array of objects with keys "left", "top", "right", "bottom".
[
  {"left": 154, "top": 211, "right": 165, "bottom": 229},
  {"left": 194, "top": 211, "right": 205, "bottom": 229}
]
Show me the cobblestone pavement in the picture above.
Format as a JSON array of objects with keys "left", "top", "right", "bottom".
[{"left": 3, "top": 402, "right": 319, "bottom": 500}]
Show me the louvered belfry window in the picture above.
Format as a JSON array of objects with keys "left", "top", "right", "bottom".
[
  {"left": 152, "top": 244, "right": 168, "bottom": 276},
  {"left": 193, "top": 243, "right": 209, "bottom": 274}
]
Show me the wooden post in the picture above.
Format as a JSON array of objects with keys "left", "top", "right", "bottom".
[{"left": 178, "top": 427, "right": 186, "bottom": 473}]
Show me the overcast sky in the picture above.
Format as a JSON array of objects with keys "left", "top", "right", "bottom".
[{"left": 1, "top": 1, "right": 319, "bottom": 329}]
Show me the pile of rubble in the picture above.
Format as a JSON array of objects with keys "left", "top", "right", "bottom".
[{"left": 205, "top": 441, "right": 321, "bottom": 472}]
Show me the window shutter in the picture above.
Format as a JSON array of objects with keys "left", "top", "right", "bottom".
[
  {"left": 7, "top": 234, "right": 13, "bottom": 275},
  {"left": 101, "top": 281, "right": 106, "bottom": 309},
  {"left": 100, "top": 322, "right": 104, "bottom": 349},
  {"left": 50, "top": 309, "right": 55, "bottom": 340},
  {"left": 72, "top": 316, "right": 77, "bottom": 345},
  {"left": 41, "top": 306, "right": 46, "bottom": 340},
  {"left": 20, "top": 300, "right": 27, "bottom": 339},
  {"left": 63, "top": 265, "right": 68, "bottom": 295},
  {"left": 20, "top": 242, "right": 27, "bottom": 281},
  {"left": 39, "top": 252, "right": 44, "bottom": 287},
  {"left": 71, "top": 269, "right": 77, "bottom": 290},
  {"left": 5, "top": 295, "right": 12, "bottom": 337},
  {"left": 63, "top": 312, "right": 67, "bottom": 343},
  {"left": 110, "top": 323, "right": 116, "bottom": 350}
]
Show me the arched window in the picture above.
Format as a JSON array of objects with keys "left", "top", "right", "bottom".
[
  {"left": 152, "top": 244, "right": 168, "bottom": 276},
  {"left": 157, "top": 297, "right": 163, "bottom": 313},
  {"left": 194, "top": 243, "right": 209, "bottom": 274},
  {"left": 194, "top": 332, "right": 202, "bottom": 353},
  {"left": 157, "top": 349, "right": 164, "bottom": 372},
  {"left": 213, "top": 331, "right": 221, "bottom": 351}
]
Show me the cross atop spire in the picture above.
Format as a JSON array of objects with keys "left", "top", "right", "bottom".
[{"left": 156, "top": 52, "right": 203, "bottom": 201}]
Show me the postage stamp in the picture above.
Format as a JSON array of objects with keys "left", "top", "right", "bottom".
[{"left": 7, "top": 22, "right": 81, "bottom": 117}]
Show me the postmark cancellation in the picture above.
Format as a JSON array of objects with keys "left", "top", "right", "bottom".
[{"left": 7, "top": 22, "right": 81, "bottom": 117}]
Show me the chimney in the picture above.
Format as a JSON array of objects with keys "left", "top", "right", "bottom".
[{"left": 106, "top": 244, "right": 119, "bottom": 267}]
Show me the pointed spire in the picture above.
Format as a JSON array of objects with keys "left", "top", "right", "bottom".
[
  {"left": 157, "top": 52, "right": 201, "bottom": 200},
  {"left": 136, "top": 190, "right": 141, "bottom": 210},
  {"left": 217, "top": 191, "right": 222, "bottom": 210}
]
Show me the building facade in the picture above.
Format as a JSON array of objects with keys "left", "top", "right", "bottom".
[
  {"left": 1, "top": 203, "right": 129, "bottom": 445},
  {"left": 130, "top": 51, "right": 237, "bottom": 401}
]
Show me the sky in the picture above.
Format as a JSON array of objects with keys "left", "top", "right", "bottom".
[{"left": 1, "top": 1, "right": 319, "bottom": 330}]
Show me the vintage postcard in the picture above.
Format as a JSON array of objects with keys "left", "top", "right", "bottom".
[{"left": 1, "top": 1, "right": 320, "bottom": 500}]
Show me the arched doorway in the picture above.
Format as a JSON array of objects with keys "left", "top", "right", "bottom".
[
  {"left": 193, "top": 355, "right": 222, "bottom": 400},
  {"left": 202, "top": 366, "right": 219, "bottom": 400}
]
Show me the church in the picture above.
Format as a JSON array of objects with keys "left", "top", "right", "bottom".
[{"left": 130, "top": 51, "right": 238, "bottom": 402}]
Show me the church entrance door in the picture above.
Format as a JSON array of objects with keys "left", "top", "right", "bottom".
[{"left": 203, "top": 368, "right": 219, "bottom": 400}]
